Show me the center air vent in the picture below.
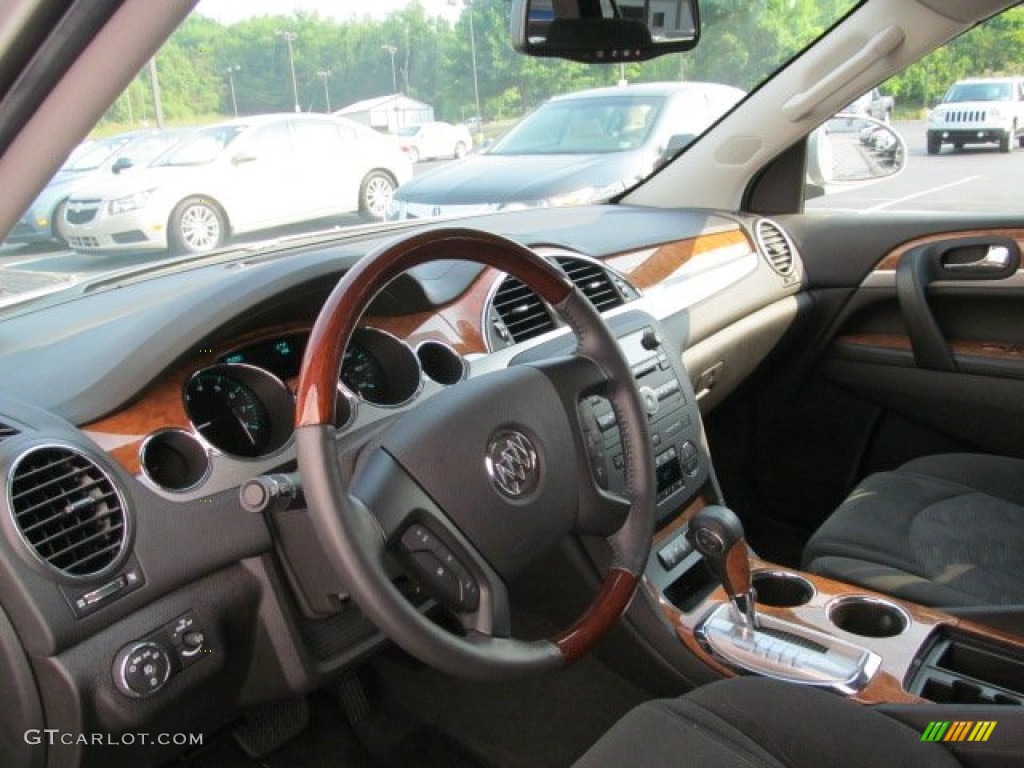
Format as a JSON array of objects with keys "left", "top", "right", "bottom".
[
  {"left": 555, "top": 256, "right": 627, "bottom": 312},
  {"left": 8, "top": 445, "right": 128, "bottom": 579},
  {"left": 755, "top": 219, "right": 796, "bottom": 276},
  {"left": 491, "top": 276, "right": 556, "bottom": 344}
]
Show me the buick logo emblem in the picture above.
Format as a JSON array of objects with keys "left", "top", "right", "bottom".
[{"left": 485, "top": 430, "right": 539, "bottom": 499}]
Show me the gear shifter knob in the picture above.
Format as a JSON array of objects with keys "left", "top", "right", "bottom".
[{"left": 687, "top": 505, "right": 756, "bottom": 626}]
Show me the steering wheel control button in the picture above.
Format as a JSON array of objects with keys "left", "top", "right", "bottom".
[
  {"left": 114, "top": 642, "right": 173, "bottom": 698},
  {"left": 484, "top": 430, "right": 540, "bottom": 499},
  {"left": 399, "top": 526, "right": 480, "bottom": 611}
]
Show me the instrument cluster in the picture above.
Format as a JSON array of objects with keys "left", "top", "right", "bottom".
[{"left": 139, "top": 328, "right": 466, "bottom": 493}]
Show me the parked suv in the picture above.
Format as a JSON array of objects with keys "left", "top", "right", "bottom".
[{"left": 927, "top": 76, "right": 1024, "bottom": 153}]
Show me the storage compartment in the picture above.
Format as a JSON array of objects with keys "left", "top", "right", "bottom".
[
  {"left": 751, "top": 571, "right": 814, "bottom": 607},
  {"left": 664, "top": 559, "right": 715, "bottom": 613},
  {"left": 908, "top": 629, "right": 1024, "bottom": 706},
  {"left": 827, "top": 595, "right": 908, "bottom": 638}
]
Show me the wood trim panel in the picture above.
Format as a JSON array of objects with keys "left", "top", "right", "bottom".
[
  {"left": 874, "top": 229, "right": 1024, "bottom": 271},
  {"left": 647, "top": 551, "right": 1024, "bottom": 704},
  {"left": 83, "top": 229, "right": 753, "bottom": 474},
  {"left": 837, "top": 333, "right": 1024, "bottom": 363},
  {"left": 607, "top": 229, "right": 754, "bottom": 290}
]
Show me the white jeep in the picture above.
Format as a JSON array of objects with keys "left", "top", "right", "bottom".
[{"left": 926, "top": 76, "right": 1024, "bottom": 153}]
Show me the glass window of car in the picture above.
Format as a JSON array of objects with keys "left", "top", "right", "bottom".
[
  {"left": 494, "top": 95, "right": 665, "bottom": 154},
  {"left": 155, "top": 125, "right": 244, "bottom": 166},
  {"left": 805, "top": 9, "right": 1024, "bottom": 216},
  {"left": 2, "top": 0, "right": 866, "bottom": 305}
]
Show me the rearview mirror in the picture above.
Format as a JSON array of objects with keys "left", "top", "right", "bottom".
[{"left": 511, "top": 0, "right": 700, "bottom": 63}]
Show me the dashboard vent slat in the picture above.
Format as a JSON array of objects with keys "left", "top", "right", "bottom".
[
  {"left": 491, "top": 276, "right": 555, "bottom": 343},
  {"left": 556, "top": 257, "right": 626, "bottom": 312},
  {"left": 754, "top": 219, "right": 796, "bottom": 276},
  {"left": 8, "top": 445, "right": 128, "bottom": 578}
]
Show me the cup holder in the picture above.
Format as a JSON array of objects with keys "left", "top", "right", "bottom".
[
  {"left": 828, "top": 595, "right": 909, "bottom": 638},
  {"left": 751, "top": 571, "right": 814, "bottom": 607}
]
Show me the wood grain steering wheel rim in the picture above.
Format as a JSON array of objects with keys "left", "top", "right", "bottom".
[{"left": 295, "top": 228, "right": 655, "bottom": 680}]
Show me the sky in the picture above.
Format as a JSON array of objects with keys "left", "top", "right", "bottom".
[{"left": 195, "top": 0, "right": 461, "bottom": 24}]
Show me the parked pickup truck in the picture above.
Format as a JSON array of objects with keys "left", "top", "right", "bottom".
[
  {"left": 927, "top": 76, "right": 1024, "bottom": 153},
  {"left": 845, "top": 88, "right": 894, "bottom": 122}
]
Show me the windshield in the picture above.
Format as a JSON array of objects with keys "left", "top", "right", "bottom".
[
  {"left": 491, "top": 95, "right": 664, "bottom": 154},
  {"left": 943, "top": 82, "right": 1013, "bottom": 102},
  {"left": 62, "top": 137, "right": 129, "bottom": 171},
  {"left": 2, "top": 0, "right": 861, "bottom": 307}
]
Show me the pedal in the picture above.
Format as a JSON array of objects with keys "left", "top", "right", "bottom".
[
  {"left": 232, "top": 696, "right": 309, "bottom": 758},
  {"left": 337, "top": 670, "right": 371, "bottom": 725}
]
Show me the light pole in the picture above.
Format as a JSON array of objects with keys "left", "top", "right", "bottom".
[
  {"left": 449, "top": 1, "right": 482, "bottom": 131},
  {"left": 316, "top": 69, "right": 331, "bottom": 112},
  {"left": 381, "top": 44, "right": 398, "bottom": 94},
  {"left": 225, "top": 65, "right": 240, "bottom": 116},
  {"left": 276, "top": 30, "right": 300, "bottom": 112}
]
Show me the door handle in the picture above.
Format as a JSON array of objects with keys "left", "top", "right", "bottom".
[
  {"left": 896, "top": 235, "right": 1020, "bottom": 372},
  {"left": 942, "top": 245, "right": 1013, "bottom": 273}
]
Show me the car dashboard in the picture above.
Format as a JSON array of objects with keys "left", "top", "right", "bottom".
[{"left": 0, "top": 204, "right": 804, "bottom": 767}]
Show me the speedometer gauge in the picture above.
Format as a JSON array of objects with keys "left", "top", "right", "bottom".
[{"left": 183, "top": 364, "right": 293, "bottom": 457}]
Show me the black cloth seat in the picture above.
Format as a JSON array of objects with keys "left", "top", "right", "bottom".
[
  {"left": 573, "top": 677, "right": 961, "bottom": 768},
  {"left": 802, "top": 453, "right": 1024, "bottom": 607}
]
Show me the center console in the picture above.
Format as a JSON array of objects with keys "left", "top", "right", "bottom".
[{"left": 579, "top": 313, "right": 1024, "bottom": 708}]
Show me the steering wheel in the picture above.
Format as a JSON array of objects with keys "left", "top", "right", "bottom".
[{"left": 295, "top": 228, "right": 655, "bottom": 680}]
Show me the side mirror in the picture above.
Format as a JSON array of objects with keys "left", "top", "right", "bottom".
[
  {"left": 809, "top": 116, "right": 907, "bottom": 188},
  {"left": 111, "top": 157, "right": 134, "bottom": 174},
  {"left": 511, "top": 0, "right": 700, "bottom": 63}
]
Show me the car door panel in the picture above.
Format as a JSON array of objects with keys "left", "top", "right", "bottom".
[{"left": 711, "top": 215, "right": 1024, "bottom": 540}]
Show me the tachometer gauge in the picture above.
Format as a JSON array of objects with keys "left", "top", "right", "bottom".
[
  {"left": 341, "top": 342, "right": 388, "bottom": 402},
  {"left": 183, "top": 364, "right": 293, "bottom": 457},
  {"left": 340, "top": 329, "right": 423, "bottom": 407}
]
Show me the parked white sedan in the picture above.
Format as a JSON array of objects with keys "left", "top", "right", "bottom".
[
  {"left": 62, "top": 114, "right": 412, "bottom": 254},
  {"left": 395, "top": 121, "right": 474, "bottom": 163}
]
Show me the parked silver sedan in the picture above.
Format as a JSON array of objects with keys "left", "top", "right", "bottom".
[{"left": 62, "top": 114, "right": 412, "bottom": 254}]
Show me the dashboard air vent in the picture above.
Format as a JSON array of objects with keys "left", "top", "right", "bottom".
[
  {"left": 755, "top": 219, "right": 796, "bottom": 276},
  {"left": 0, "top": 421, "right": 19, "bottom": 443},
  {"left": 8, "top": 445, "right": 127, "bottom": 578},
  {"left": 491, "top": 276, "right": 556, "bottom": 343},
  {"left": 556, "top": 257, "right": 626, "bottom": 312}
]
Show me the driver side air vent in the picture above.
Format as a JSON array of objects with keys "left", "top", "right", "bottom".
[
  {"left": 491, "top": 276, "right": 556, "bottom": 343},
  {"left": 755, "top": 219, "right": 796, "bottom": 276},
  {"left": 8, "top": 445, "right": 128, "bottom": 578},
  {"left": 555, "top": 257, "right": 626, "bottom": 312}
]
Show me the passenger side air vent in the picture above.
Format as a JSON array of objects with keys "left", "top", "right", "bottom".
[
  {"left": 8, "top": 445, "right": 128, "bottom": 578},
  {"left": 755, "top": 219, "right": 796, "bottom": 276},
  {"left": 556, "top": 257, "right": 626, "bottom": 312},
  {"left": 0, "top": 420, "right": 19, "bottom": 443},
  {"left": 491, "top": 276, "right": 556, "bottom": 343}
]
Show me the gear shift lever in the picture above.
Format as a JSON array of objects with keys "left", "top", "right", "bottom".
[{"left": 686, "top": 505, "right": 757, "bottom": 627}]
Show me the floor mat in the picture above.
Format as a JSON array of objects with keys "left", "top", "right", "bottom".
[{"left": 368, "top": 641, "right": 648, "bottom": 768}]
